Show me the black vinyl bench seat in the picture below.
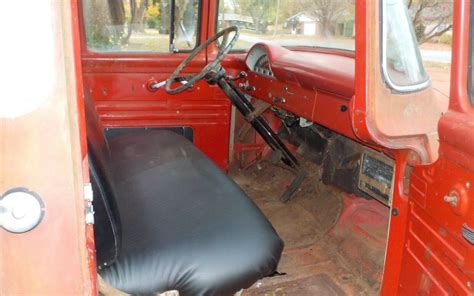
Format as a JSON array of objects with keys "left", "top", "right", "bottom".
[{"left": 85, "top": 95, "right": 283, "bottom": 296}]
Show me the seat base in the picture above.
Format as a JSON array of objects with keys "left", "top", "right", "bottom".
[{"left": 98, "top": 130, "right": 283, "bottom": 296}]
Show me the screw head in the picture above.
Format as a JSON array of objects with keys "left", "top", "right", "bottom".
[{"left": 391, "top": 208, "right": 399, "bottom": 216}]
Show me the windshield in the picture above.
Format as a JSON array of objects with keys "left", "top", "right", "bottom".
[{"left": 217, "top": 0, "right": 355, "bottom": 51}]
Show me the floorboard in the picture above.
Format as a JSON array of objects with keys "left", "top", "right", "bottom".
[{"left": 230, "top": 160, "right": 390, "bottom": 296}]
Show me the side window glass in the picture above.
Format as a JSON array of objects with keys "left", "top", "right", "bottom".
[
  {"left": 382, "top": 0, "right": 430, "bottom": 92},
  {"left": 83, "top": 0, "right": 199, "bottom": 53},
  {"left": 170, "top": 0, "right": 200, "bottom": 52}
]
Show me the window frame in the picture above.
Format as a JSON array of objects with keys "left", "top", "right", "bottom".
[
  {"left": 169, "top": 0, "right": 203, "bottom": 53},
  {"left": 215, "top": 0, "right": 246, "bottom": 53},
  {"left": 81, "top": 0, "right": 203, "bottom": 54},
  {"left": 380, "top": 0, "right": 431, "bottom": 93},
  {"left": 468, "top": 0, "right": 474, "bottom": 105}
]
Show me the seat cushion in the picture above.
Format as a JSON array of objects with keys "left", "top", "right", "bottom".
[{"left": 99, "top": 130, "right": 283, "bottom": 296}]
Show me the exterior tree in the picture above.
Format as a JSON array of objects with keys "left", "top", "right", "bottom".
[
  {"left": 407, "top": 0, "right": 453, "bottom": 44},
  {"left": 305, "top": 0, "right": 348, "bottom": 36},
  {"left": 131, "top": 0, "right": 150, "bottom": 33},
  {"left": 230, "top": 0, "right": 274, "bottom": 33},
  {"left": 146, "top": 2, "right": 161, "bottom": 29}
]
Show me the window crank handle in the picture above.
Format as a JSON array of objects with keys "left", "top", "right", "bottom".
[
  {"left": 148, "top": 78, "right": 188, "bottom": 92},
  {"left": 150, "top": 80, "right": 167, "bottom": 90}
]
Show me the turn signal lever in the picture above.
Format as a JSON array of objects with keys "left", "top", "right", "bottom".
[{"left": 228, "top": 71, "right": 248, "bottom": 81}]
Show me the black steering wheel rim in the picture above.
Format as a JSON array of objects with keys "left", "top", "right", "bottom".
[{"left": 166, "top": 26, "right": 240, "bottom": 94}]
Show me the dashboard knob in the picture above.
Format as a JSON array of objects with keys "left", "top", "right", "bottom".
[
  {"left": 238, "top": 71, "right": 248, "bottom": 78},
  {"left": 273, "top": 97, "right": 286, "bottom": 104},
  {"left": 244, "top": 85, "right": 256, "bottom": 92}
]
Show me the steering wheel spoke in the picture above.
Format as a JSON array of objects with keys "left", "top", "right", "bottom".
[
  {"left": 174, "top": 74, "right": 194, "bottom": 83},
  {"left": 165, "top": 26, "right": 239, "bottom": 95}
]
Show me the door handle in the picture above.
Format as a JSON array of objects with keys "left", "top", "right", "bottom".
[{"left": 0, "top": 188, "right": 44, "bottom": 233}]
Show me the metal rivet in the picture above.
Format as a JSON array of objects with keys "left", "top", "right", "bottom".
[
  {"left": 439, "top": 228, "right": 447, "bottom": 237},
  {"left": 391, "top": 208, "right": 399, "bottom": 216},
  {"left": 466, "top": 181, "right": 471, "bottom": 190}
]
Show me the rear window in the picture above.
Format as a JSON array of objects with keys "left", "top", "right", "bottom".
[
  {"left": 217, "top": 0, "right": 355, "bottom": 51},
  {"left": 82, "top": 0, "right": 200, "bottom": 53}
]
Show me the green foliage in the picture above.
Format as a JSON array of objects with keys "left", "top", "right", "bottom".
[
  {"left": 147, "top": 3, "right": 160, "bottom": 18},
  {"left": 147, "top": 17, "right": 160, "bottom": 29},
  {"left": 85, "top": 22, "right": 126, "bottom": 51},
  {"left": 414, "top": 23, "right": 426, "bottom": 42},
  {"left": 439, "top": 33, "right": 452, "bottom": 45},
  {"left": 146, "top": 3, "right": 161, "bottom": 29},
  {"left": 229, "top": 0, "right": 275, "bottom": 33},
  {"left": 86, "top": 32, "right": 110, "bottom": 49}
]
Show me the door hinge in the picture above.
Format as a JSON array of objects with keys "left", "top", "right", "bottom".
[{"left": 84, "top": 183, "right": 94, "bottom": 225}]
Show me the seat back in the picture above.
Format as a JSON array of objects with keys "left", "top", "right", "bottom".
[{"left": 84, "top": 94, "right": 121, "bottom": 269}]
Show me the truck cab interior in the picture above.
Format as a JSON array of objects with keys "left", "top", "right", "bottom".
[
  {"left": 2, "top": 0, "right": 474, "bottom": 295},
  {"left": 77, "top": 1, "right": 432, "bottom": 294}
]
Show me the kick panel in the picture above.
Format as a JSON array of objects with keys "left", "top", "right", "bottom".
[{"left": 358, "top": 151, "right": 395, "bottom": 206}]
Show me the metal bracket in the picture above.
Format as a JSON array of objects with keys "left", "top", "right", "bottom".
[
  {"left": 84, "top": 183, "right": 94, "bottom": 225},
  {"left": 238, "top": 100, "right": 272, "bottom": 142}
]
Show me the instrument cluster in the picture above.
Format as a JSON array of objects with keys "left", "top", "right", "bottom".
[{"left": 245, "top": 45, "right": 274, "bottom": 78}]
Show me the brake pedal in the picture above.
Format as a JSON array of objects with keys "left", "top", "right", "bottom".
[{"left": 280, "top": 169, "right": 307, "bottom": 203}]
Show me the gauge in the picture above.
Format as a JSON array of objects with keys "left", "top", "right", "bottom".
[
  {"left": 245, "top": 45, "right": 274, "bottom": 77},
  {"left": 256, "top": 55, "right": 269, "bottom": 69},
  {"left": 254, "top": 55, "right": 273, "bottom": 76}
]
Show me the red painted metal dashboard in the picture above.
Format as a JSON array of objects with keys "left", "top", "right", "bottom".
[{"left": 238, "top": 43, "right": 356, "bottom": 140}]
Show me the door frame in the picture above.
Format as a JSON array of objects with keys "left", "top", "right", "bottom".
[
  {"left": 380, "top": 1, "right": 474, "bottom": 294},
  {"left": 0, "top": 0, "right": 95, "bottom": 294}
]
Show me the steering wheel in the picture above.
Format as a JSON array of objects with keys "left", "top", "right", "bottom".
[{"left": 166, "top": 26, "right": 240, "bottom": 94}]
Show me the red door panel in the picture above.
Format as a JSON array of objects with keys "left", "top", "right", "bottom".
[
  {"left": 82, "top": 72, "right": 231, "bottom": 170},
  {"left": 384, "top": 1, "right": 474, "bottom": 294},
  {"left": 399, "top": 158, "right": 474, "bottom": 295}
]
